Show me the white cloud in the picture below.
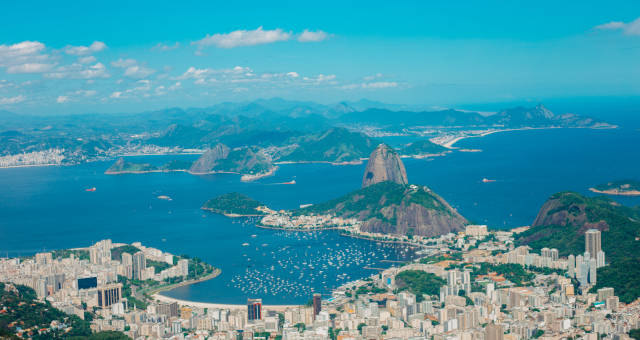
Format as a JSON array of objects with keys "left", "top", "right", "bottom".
[
  {"left": 0, "top": 41, "right": 54, "bottom": 73},
  {"left": 0, "top": 95, "right": 25, "bottom": 105},
  {"left": 152, "top": 42, "right": 180, "bottom": 51},
  {"left": 193, "top": 27, "right": 292, "bottom": 48},
  {"left": 56, "top": 95, "right": 69, "bottom": 104},
  {"left": 65, "top": 41, "right": 107, "bottom": 56},
  {"left": 340, "top": 81, "right": 399, "bottom": 90},
  {"left": 286, "top": 72, "right": 299, "bottom": 78},
  {"left": 594, "top": 17, "right": 640, "bottom": 36},
  {"left": 177, "top": 66, "right": 211, "bottom": 80},
  {"left": 362, "top": 81, "right": 398, "bottom": 89},
  {"left": 168, "top": 82, "right": 181, "bottom": 91},
  {"left": 45, "top": 62, "right": 109, "bottom": 79},
  {"left": 297, "top": 30, "right": 329, "bottom": 42},
  {"left": 6, "top": 63, "right": 54, "bottom": 74},
  {"left": 363, "top": 73, "right": 383, "bottom": 81},
  {"left": 111, "top": 58, "right": 137, "bottom": 68},
  {"left": 124, "top": 65, "right": 155, "bottom": 78},
  {"left": 110, "top": 91, "right": 122, "bottom": 99},
  {"left": 78, "top": 56, "right": 96, "bottom": 64}
]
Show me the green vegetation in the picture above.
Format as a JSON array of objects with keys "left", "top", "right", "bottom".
[
  {"left": 515, "top": 192, "right": 640, "bottom": 302},
  {"left": 279, "top": 127, "right": 377, "bottom": 163},
  {"left": 401, "top": 140, "right": 447, "bottom": 156},
  {"left": 106, "top": 157, "right": 193, "bottom": 174},
  {"left": 419, "top": 253, "right": 463, "bottom": 264},
  {"left": 394, "top": 270, "right": 446, "bottom": 302},
  {"left": 160, "top": 159, "right": 193, "bottom": 170},
  {"left": 51, "top": 249, "right": 90, "bottom": 261},
  {"left": 472, "top": 263, "right": 535, "bottom": 286},
  {"left": 147, "top": 259, "right": 171, "bottom": 273},
  {"left": 297, "top": 181, "right": 451, "bottom": 224},
  {"left": 214, "top": 147, "right": 273, "bottom": 174},
  {"left": 0, "top": 283, "right": 127, "bottom": 339},
  {"left": 202, "top": 192, "right": 265, "bottom": 216},
  {"left": 629, "top": 328, "right": 640, "bottom": 340},
  {"left": 110, "top": 245, "right": 141, "bottom": 261}
]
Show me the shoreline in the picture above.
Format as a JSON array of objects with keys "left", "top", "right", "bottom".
[
  {"left": 152, "top": 293, "right": 301, "bottom": 312},
  {"left": 589, "top": 188, "right": 640, "bottom": 197},
  {"left": 439, "top": 126, "right": 616, "bottom": 149},
  {"left": 146, "top": 269, "right": 221, "bottom": 297}
]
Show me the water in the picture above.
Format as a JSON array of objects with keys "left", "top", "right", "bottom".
[{"left": 1, "top": 127, "right": 639, "bottom": 303}]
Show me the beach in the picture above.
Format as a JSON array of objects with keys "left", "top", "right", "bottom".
[{"left": 152, "top": 293, "right": 301, "bottom": 312}]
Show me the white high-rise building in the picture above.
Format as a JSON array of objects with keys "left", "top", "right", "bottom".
[
  {"left": 596, "top": 250, "right": 605, "bottom": 268},
  {"left": 568, "top": 255, "right": 575, "bottom": 278},
  {"left": 585, "top": 229, "right": 602, "bottom": 260}
]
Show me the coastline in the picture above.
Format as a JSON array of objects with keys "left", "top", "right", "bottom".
[
  {"left": 145, "top": 269, "right": 222, "bottom": 297},
  {"left": 240, "top": 166, "right": 278, "bottom": 182},
  {"left": 152, "top": 293, "right": 301, "bottom": 312},
  {"left": 439, "top": 126, "right": 617, "bottom": 149},
  {"left": 589, "top": 188, "right": 640, "bottom": 197}
]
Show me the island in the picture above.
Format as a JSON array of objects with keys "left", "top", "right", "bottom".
[
  {"left": 104, "top": 157, "right": 192, "bottom": 174},
  {"left": 203, "top": 144, "right": 468, "bottom": 239},
  {"left": 202, "top": 192, "right": 268, "bottom": 217},
  {"left": 589, "top": 180, "right": 640, "bottom": 196},
  {"left": 400, "top": 139, "right": 449, "bottom": 158}
]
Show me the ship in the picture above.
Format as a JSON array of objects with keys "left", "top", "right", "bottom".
[
  {"left": 85, "top": 187, "right": 97, "bottom": 192},
  {"left": 482, "top": 178, "right": 496, "bottom": 183}
]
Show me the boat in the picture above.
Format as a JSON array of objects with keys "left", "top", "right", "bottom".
[
  {"left": 282, "top": 180, "right": 296, "bottom": 185},
  {"left": 85, "top": 187, "right": 96, "bottom": 192},
  {"left": 157, "top": 195, "right": 172, "bottom": 201},
  {"left": 482, "top": 178, "right": 496, "bottom": 183}
]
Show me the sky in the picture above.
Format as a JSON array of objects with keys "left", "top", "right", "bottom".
[{"left": 0, "top": 0, "right": 639, "bottom": 114}]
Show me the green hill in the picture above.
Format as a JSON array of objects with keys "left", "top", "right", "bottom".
[
  {"left": 401, "top": 140, "right": 447, "bottom": 156},
  {"left": 278, "top": 127, "right": 377, "bottom": 163},
  {"left": 202, "top": 192, "right": 266, "bottom": 216},
  {"left": 515, "top": 192, "right": 640, "bottom": 302},
  {"left": 297, "top": 181, "right": 467, "bottom": 237}
]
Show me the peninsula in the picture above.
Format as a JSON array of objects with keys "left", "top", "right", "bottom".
[{"left": 589, "top": 180, "right": 640, "bottom": 196}]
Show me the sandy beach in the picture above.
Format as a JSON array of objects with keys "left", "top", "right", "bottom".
[{"left": 151, "top": 293, "right": 301, "bottom": 312}]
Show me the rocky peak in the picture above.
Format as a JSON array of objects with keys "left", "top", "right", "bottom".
[
  {"left": 189, "top": 143, "right": 230, "bottom": 174},
  {"left": 362, "top": 144, "right": 408, "bottom": 188}
]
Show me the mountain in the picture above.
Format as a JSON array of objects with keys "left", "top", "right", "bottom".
[
  {"left": 400, "top": 140, "right": 448, "bottom": 156},
  {"left": 337, "top": 105, "right": 610, "bottom": 129},
  {"left": 278, "top": 127, "right": 378, "bottom": 163},
  {"left": 515, "top": 192, "right": 640, "bottom": 302},
  {"left": 190, "top": 144, "right": 273, "bottom": 175},
  {"left": 362, "top": 144, "right": 408, "bottom": 187},
  {"left": 297, "top": 181, "right": 467, "bottom": 237},
  {"left": 189, "top": 144, "right": 230, "bottom": 174}
]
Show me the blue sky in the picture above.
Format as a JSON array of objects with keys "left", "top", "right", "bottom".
[{"left": 0, "top": 1, "right": 639, "bottom": 114}]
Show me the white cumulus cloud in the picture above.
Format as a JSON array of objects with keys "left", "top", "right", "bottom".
[
  {"left": 594, "top": 17, "right": 640, "bottom": 36},
  {"left": 56, "top": 96, "right": 69, "bottom": 104},
  {"left": 0, "top": 95, "right": 26, "bottom": 105},
  {"left": 46, "top": 62, "right": 109, "bottom": 79},
  {"left": 7, "top": 63, "right": 54, "bottom": 74},
  {"left": 124, "top": 65, "right": 155, "bottom": 78},
  {"left": 193, "top": 27, "right": 292, "bottom": 48},
  {"left": 0, "top": 41, "right": 54, "bottom": 73},
  {"left": 297, "top": 30, "right": 329, "bottom": 42},
  {"left": 65, "top": 41, "right": 107, "bottom": 56}
]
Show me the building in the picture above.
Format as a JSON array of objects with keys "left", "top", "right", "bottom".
[
  {"left": 248, "top": 298, "right": 262, "bottom": 321},
  {"left": 122, "top": 252, "right": 133, "bottom": 279},
  {"left": 485, "top": 323, "right": 504, "bottom": 340},
  {"left": 313, "top": 293, "right": 322, "bottom": 318},
  {"left": 97, "top": 283, "right": 122, "bottom": 308},
  {"left": 78, "top": 276, "right": 98, "bottom": 290},
  {"left": 157, "top": 301, "right": 179, "bottom": 317},
  {"left": 132, "top": 251, "right": 146, "bottom": 281},
  {"left": 585, "top": 229, "right": 602, "bottom": 260},
  {"left": 465, "top": 225, "right": 488, "bottom": 237}
]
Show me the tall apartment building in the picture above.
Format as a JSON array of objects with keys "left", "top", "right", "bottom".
[
  {"left": 132, "top": 251, "right": 146, "bottom": 281},
  {"left": 585, "top": 229, "right": 602, "bottom": 260},
  {"left": 248, "top": 298, "right": 262, "bottom": 321}
]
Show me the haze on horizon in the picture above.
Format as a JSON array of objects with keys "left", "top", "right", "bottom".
[{"left": 1, "top": 1, "right": 639, "bottom": 115}]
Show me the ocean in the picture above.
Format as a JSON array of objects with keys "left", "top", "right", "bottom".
[{"left": 1, "top": 127, "right": 639, "bottom": 304}]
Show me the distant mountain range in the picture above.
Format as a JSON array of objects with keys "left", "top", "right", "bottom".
[{"left": 0, "top": 98, "right": 614, "bottom": 164}]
